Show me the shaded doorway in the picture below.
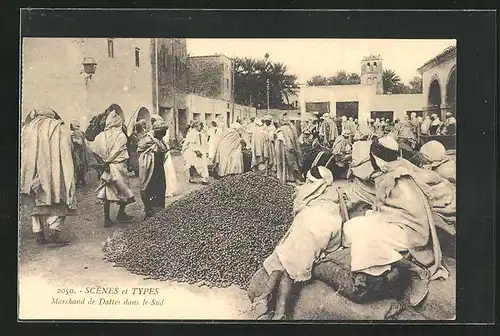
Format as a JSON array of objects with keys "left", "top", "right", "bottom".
[
  {"left": 178, "top": 108, "right": 188, "bottom": 138},
  {"left": 305, "top": 102, "right": 330, "bottom": 116},
  {"left": 160, "top": 107, "right": 175, "bottom": 140},
  {"left": 427, "top": 79, "right": 442, "bottom": 118},
  {"left": 336, "top": 101, "right": 359, "bottom": 120},
  {"left": 136, "top": 107, "right": 151, "bottom": 125},
  {"left": 371, "top": 111, "right": 394, "bottom": 122}
]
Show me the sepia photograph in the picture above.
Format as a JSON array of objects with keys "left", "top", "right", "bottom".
[{"left": 19, "top": 34, "right": 458, "bottom": 321}]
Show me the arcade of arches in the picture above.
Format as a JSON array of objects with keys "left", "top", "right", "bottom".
[{"left": 423, "top": 63, "right": 456, "bottom": 120}]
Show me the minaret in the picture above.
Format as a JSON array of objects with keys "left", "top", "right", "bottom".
[{"left": 360, "top": 54, "right": 383, "bottom": 94}]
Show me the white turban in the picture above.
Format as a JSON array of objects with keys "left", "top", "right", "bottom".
[
  {"left": 420, "top": 140, "right": 446, "bottom": 163},
  {"left": 230, "top": 122, "right": 243, "bottom": 130},
  {"left": 306, "top": 166, "right": 334, "bottom": 184}
]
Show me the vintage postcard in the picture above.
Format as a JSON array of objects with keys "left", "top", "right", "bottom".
[{"left": 19, "top": 15, "right": 458, "bottom": 320}]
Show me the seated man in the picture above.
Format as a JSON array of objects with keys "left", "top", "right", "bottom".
[
  {"left": 342, "top": 136, "right": 449, "bottom": 306},
  {"left": 330, "top": 129, "right": 353, "bottom": 178},
  {"left": 253, "top": 166, "right": 343, "bottom": 320},
  {"left": 420, "top": 140, "right": 456, "bottom": 184},
  {"left": 441, "top": 112, "right": 456, "bottom": 136},
  {"left": 345, "top": 137, "right": 456, "bottom": 225}
]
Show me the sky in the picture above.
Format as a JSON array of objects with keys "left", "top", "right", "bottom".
[{"left": 186, "top": 39, "right": 456, "bottom": 84}]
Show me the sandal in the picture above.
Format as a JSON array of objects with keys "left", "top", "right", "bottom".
[{"left": 257, "top": 310, "right": 275, "bottom": 320}]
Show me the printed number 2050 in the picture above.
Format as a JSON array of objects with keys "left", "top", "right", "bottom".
[{"left": 57, "top": 288, "right": 76, "bottom": 295}]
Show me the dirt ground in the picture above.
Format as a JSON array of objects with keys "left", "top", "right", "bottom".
[{"left": 18, "top": 154, "right": 256, "bottom": 320}]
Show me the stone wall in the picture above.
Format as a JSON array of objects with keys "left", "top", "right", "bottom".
[{"left": 188, "top": 55, "right": 232, "bottom": 102}]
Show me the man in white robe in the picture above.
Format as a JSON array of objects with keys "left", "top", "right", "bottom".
[
  {"left": 262, "top": 115, "right": 277, "bottom": 174},
  {"left": 213, "top": 123, "right": 244, "bottom": 177},
  {"left": 254, "top": 167, "right": 342, "bottom": 320},
  {"left": 207, "top": 120, "right": 222, "bottom": 161},
  {"left": 20, "top": 108, "right": 75, "bottom": 245},
  {"left": 182, "top": 121, "right": 209, "bottom": 184},
  {"left": 251, "top": 118, "right": 270, "bottom": 174},
  {"left": 91, "top": 111, "right": 136, "bottom": 227}
]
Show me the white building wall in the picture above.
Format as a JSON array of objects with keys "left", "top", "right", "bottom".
[
  {"left": 22, "top": 38, "right": 154, "bottom": 129},
  {"left": 300, "top": 85, "right": 424, "bottom": 122},
  {"left": 186, "top": 94, "right": 256, "bottom": 127},
  {"left": 22, "top": 38, "right": 87, "bottom": 126},
  {"left": 370, "top": 94, "right": 424, "bottom": 120},
  {"left": 84, "top": 38, "right": 154, "bottom": 126},
  {"left": 299, "top": 85, "right": 375, "bottom": 122}
]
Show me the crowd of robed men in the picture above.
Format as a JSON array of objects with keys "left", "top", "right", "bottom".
[
  {"left": 20, "top": 107, "right": 184, "bottom": 246},
  {"left": 247, "top": 112, "right": 456, "bottom": 320},
  {"left": 20, "top": 106, "right": 457, "bottom": 318},
  {"left": 19, "top": 106, "right": 312, "bottom": 246}
]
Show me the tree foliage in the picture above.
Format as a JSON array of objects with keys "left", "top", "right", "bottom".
[
  {"left": 307, "top": 70, "right": 361, "bottom": 86},
  {"left": 383, "top": 70, "right": 423, "bottom": 95},
  {"left": 408, "top": 75, "right": 423, "bottom": 94},
  {"left": 233, "top": 57, "right": 299, "bottom": 109},
  {"left": 307, "top": 67, "right": 423, "bottom": 95},
  {"left": 382, "top": 69, "right": 401, "bottom": 94}
]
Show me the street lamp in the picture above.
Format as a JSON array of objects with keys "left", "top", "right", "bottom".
[{"left": 82, "top": 57, "right": 97, "bottom": 85}]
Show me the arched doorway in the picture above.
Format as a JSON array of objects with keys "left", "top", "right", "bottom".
[
  {"left": 136, "top": 107, "right": 151, "bottom": 125},
  {"left": 124, "top": 107, "right": 152, "bottom": 136},
  {"left": 427, "top": 79, "right": 441, "bottom": 117},
  {"left": 445, "top": 67, "right": 456, "bottom": 116},
  {"left": 106, "top": 104, "right": 125, "bottom": 122}
]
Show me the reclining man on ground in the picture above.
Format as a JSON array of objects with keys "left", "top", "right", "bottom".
[
  {"left": 252, "top": 139, "right": 449, "bottom": 320},
  {"left": 342, "top": 136, "right": 449, "bottom": 308}
]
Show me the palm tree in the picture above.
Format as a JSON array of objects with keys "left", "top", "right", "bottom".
[
  {"left": 307, "top": 71, "right": 361, "bottom": 86},
  {"left": 329, "top": 70, "right": 349, "bottom": 85},
  {"left": 382, "top": 69, "right": 401, "bottom": 94},
  {"left": 267, "top": 62, "right": 299, "bottom": 106},
  {"left": 307, "top": 75, "right": 329, "bottom": 86},
  {"left": 233, "top": 57, "right": 299, "bottom": 109},
  {"left": 346, "top": 72, "right": 361, "bottom": 85}
]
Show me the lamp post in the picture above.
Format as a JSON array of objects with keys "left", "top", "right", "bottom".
[
  {"left": 264, "top": 53, "right": 271, "bottom": 113},
  {"left": 266, "top": 78, "right": 270, "bottom": 113}
]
